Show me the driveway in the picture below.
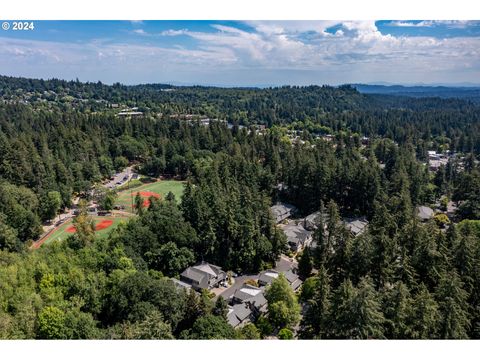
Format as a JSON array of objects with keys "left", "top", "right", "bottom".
[
  {"left": 275, "top": 254, "right": 298, "bottom": 272},
  {"left": 219, "top": 274, "right": 259, "bottom": 300},
  {"left": 217, "top": 255, "right": 297, "bottom": 300}
]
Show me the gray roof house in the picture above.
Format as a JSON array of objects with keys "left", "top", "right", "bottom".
[
  {"left": 343, "top": 217, "right": 369, "bottom": 237},
  {"left": 284, "top": 269, "right": 303, "bottom": 292},
  {"left": 231, "top": 284, "right": 268, "bottom": 316},
  {"left": 227, "top": 303, "right": 253, "bottom": 328},
  {"left": 303, "top": 211, "right": 329, "bottom": 231},
  {"left": 180, "top": 262, "right": 227, "bottom": 291},
  {"left": 247, "top": 292, "right": 268, "bottom": 314},
  {"left": 416, "top": 206, "right": 434, "bottom": 221},
  {"left": 233, "top": 284, "right": 263, "bottom": 304},
  {"left": 258, "top": 269, "right": 302, "bottom": 291},
  {"left": 258, "top": 269, "right": 280, "bottom": 287},
  {"left": 270, "top": 203, "right": 297, "bottom": 224},
  {"left": 281, "top": 222, "right": 312, "bottom": 252}
]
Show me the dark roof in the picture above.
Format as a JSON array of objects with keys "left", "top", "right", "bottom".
[
  {"left": 284, "top": 269, "right": 299, "bottom": 284},
  {"left": 343, "top": 217, "right": 369, "bottom": 236},
  {"left": 258, "top": 270, "right": 279, "bottom": 285},
  {"left": 181, "top": 262, "right": 225, "bottom": 285},
  {"left": 227, "top": 311, "right": 241, "bottom": 328},
  {"left": 180, "top": 267, "right": 208, "bottom": 283},
  {"left": 270, "top": 203, "right": 297, "bottom": 222},
  {"left": 233, "top": 284, "right": 263, "bottom": 302},
  {"left": 282, "top": 223, "right": 311, "bottom": 245},
  {"left": 247, "top": 292, "right": 267, "bottom": 310},
  {"left": 192, "top": 262, "right": 224, "bottom": 277},
  {"left": 303, "top": 211, "right": 329, "bottom": 230},
  {"left": 231, "top": 304, "right": 252, "bottom": 322},
  {"left": 284, "top": 269, "right": 303, "bottom": 291}
]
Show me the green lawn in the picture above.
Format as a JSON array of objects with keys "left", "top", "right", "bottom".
[
  {"left": 115, "top": 180, "right": 185, "bottom": 212},
  {"left": 42, "top": 216, "right": 127, "bottom": 245}
]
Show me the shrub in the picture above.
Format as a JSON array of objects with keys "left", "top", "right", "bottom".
[{"left": 278, "top": 328, "right": 294, "bottom": 339}]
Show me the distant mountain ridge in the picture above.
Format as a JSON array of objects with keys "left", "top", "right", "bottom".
[{"left": 351, "top": 83, "right": 480, "bottom": 103}]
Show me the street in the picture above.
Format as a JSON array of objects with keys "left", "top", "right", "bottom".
[{"left": 218, "top": 254, "right": 298, "bottom": 300}]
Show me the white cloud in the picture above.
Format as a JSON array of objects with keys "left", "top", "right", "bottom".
[
  {"left": 0, "top": 20, "right": 479, "bottom": 85},
  {"left": 160, "top": 29, "right": 188, "bottom": 36},
  {"left": 387, "top": 20, "right": 478, "bottom": 28}
]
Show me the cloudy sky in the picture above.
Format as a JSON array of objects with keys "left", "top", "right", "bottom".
[{"left": 1, "top": 20, "right": 479, "bottom": 86}]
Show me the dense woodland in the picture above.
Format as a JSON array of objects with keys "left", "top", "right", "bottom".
[{"left": 0, "top": 75, "right": 480, "bottom": 339}]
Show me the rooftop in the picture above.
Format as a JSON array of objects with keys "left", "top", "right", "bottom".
[
  {"left": 270, "top": 203, "right": 297, "bottom": 223},
  {"left": 258, "top": 270, "right": 280, "bottom": 285},
  {"left": 417, "top": 206, "right": 434, "bottom": 220},
  {"left": 344, "top": 217, "right": 369, "bottom": 236},
  {"left": 233, "top": 284, "right": 263, "bottom": 302}
]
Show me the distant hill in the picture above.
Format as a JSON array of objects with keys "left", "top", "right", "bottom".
[{"left": 352, "top": 84, "right": 480, "bottom": 103}]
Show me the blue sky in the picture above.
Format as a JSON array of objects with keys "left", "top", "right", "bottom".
[{"left": 1, "top": 20, "right": 479, "bottom": 86}]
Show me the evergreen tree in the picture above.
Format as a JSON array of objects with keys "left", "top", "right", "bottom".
[
  {"left": 435, "top": 271, "right": 471, "bottom": 339},
  {"left": 300, "top": 266, "right": 331, "bottom": 339},
  {"left": 330, "top": 277, "right": 385, "bottom": 339},
  {"left": 297, "top": 247, "right": 313, "bottom": 280},
  {"left": 405, "top": 284, "right": 440, "bottom": 339}
]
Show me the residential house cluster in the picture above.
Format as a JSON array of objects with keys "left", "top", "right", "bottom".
[
  {"left": 174, "top": 259, "right": 304, "bottom": 329},
  {"left": 226, "top": 268, "right": 303, "bottom": 329},
  {"left": 271, "top": 203, "right": 370, "bottom": 254}
]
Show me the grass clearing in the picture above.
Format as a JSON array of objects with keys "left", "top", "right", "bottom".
[
  {"left": 115, "top": 180, "right": 185, "bottom": 212},
  {"left": 42, "top": 216, "right": 127, "bottom": 245}
]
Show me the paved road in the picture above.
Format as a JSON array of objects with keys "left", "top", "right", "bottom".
[
  {"left": 105, "top": 166, "right": 134, "bottom": 189},
  {"left": 218, "top": 255, "right": 298, "bottom": 300},
  {"left": 219, "top": 274, "right": 260, "bottom": 300},
  {"left": 275, "top": 254, "right": 298, "bottom": 272}
]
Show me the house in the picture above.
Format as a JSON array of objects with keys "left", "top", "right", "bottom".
[
  {"left": 416, "top": 206, "right": 434, "bottom": 221},
  {"left": 227, "top": 309, "right": 241, "bottom": 328},
  {"left": 246, "top": 292, "right": 268, "bottom": 314},
  {"left": 258, "top": 269, "right": 302, "bottom": 291},
  {"left": 228, "top": 285, "right": 268, "bottom": 328},
  {"left": 179, "top": 262, "right": 227, "bottom": 291},
  {"left": 232, "top": 284, "right": 268, "bottom": 315},
  {"left": 258, "top": 270, "right": 280, "bottom": 287},
  {"left": 227, "top": 303, "right": 253, "bottom": 329},
  {"left": 343, "top": 217, "right": 369, "bottom": 237},
  {"left": 284, "top": 269, "right": 303, "bottom": 292},
  {"left": 270, "top": 203, "right": 297, "bottom": 224},
  {"left": 303, "top": 211, "right": 329, "bottom": 231},
  {"left": 281, "top": 222, "right": 312, "bottom": 252},
  {"left": 232, "top": 284, "right": 263, "bottom": 304},
  {"left": 117, "top": 111, "right": 143, "bottom": 117}
]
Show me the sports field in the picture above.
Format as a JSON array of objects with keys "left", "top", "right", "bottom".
[
  {"left": 39, "top": 216, "right": 127, "bottom": 246},
  {"left": 115, "top": 180, "right": 185, "bottom": 212}
]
